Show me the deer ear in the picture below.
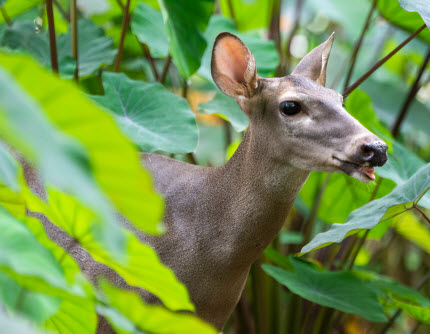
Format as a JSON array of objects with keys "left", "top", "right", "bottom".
[
  {"left": 291, "top": 32, "right": 335, "bottom": 86},
  {"left": 211, "top": 32, "right": 258, "bottom": 98}
]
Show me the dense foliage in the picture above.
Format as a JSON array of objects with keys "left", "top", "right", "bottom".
[{"left": 0, "top": 0, "right": 429, "bottom": 333}]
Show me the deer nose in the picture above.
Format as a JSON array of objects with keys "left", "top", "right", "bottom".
[{"left": 359, "top": 141, "right": 388, "bottom": 167}]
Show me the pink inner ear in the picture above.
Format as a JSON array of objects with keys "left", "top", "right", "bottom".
[{"left": 216, "top": 37, "right": 248, "bottom": 84}]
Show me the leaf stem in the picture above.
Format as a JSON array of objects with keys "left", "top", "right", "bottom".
[
  {"left": 342, "top": 0, "right": 378, "bottom": 92},
  {"left": 414, "top": 205, "right": 430, "bottom": 226},
  {"left": 343, "top": 24, "right": 427, "bottom": 97},
  {"left": 114, "top": 0, "right": 131, "bottom": 73},
  {"left": 227, "top": 0, "right": 237, "bottom": 28},
  {"left": 268, "top": 0, "right": 281, "bottom": 54},
  {"left": 391, "top": 46, "right": 430, "bottom": 137},
  {"left": 347, "top": 229, "right": 369, "bottom": 270},
  {"left": 140, "top": 43, "right": 159, "bottom": 80},
  {"left": 159, "top": 55, "right": 172, "bottom": 84},
  {"left": 70, "top": 0, "right": 79, "bottom": 81},
  {"left": 0, "top": 5, "right": 12, "bottom": 27},
  {"left": 46, "top": 0, "right": 59, "bottom": 73}
]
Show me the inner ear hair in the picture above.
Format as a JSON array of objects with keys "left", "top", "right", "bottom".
[{"left": 211, "top": 32, "right": 258, "bottom": 98}]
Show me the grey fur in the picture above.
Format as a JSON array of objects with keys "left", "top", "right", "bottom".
[{"left": 25, "top": 33, "right": 387, "bottom": 332}]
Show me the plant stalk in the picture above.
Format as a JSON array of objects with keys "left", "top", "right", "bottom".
[
  {"left": 160, "top": 55, "right": 172, "bottom": 84},
  {"left": 140, "top": 43, "right": 159, "bottom": 80},
  {"left": 343, "top": 24, "right": 427, "bottom": 97},
  {"left": 114, "top": 0, "right": 131, "bottom": 72},
  {"left": 391, "top": 46, "right": 430, "bottom": 137},
  {"left": 70, "top": 0, "right": 79, "bottom": 81},
  {"left": 0, "top": 5, "right": 12, "bottom": 27},
  {"left": 53, "top": 0, "right": 69, "bottom": 22},
  {"left": 343, "top": 0, "right": 378, "bottom": 92},
  {"left": 415, "top": 205, "right": 430, "bottom": 225},
  {"left": 268, "top": 0, "right": 281, "bottom": 54},
  {"left": 46, "top": 0, "right": 59, "bottom": 73}
]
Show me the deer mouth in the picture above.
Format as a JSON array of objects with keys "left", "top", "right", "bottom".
[{"left": 333, "top": 157, "right": 376, "bottom": 182}]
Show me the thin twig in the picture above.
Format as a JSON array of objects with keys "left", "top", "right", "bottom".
[
  {"left": 159, "top": 55, "right": 172, "bottom": 84},
  {"left": 114, "top": 0, "right": 131, "bottom": 72},
  {"left": 343, "top": 24, "right": 427, "bottom": 97},
  {"left": 347, "top": 230, "right": 370, "bottom": 270},
  {"left": 70, "top": 0, "right": 79, "bottom": 81},
  {"left": 391, "top": 46, "right": 430, "bottom": 137},
  {"left": 343, "top": 0, "right": 378, "bottom": 92},
  {"left": 0, "top": 5, "right": 12, "bottom": 27},
  {"left": 46, "top": 0, "right": 59, "bottom": 73},
  {"left": 140, "top": 43, "right": 159, "bottom": 80}
]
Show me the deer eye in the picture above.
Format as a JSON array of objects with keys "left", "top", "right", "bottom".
[{"left": 279, "top": 101, "right": 301, "bottom": 116}]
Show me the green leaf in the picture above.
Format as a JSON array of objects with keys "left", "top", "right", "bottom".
[
  {"left": 375, "top": 0, "right": 430, "bottom": 43},
  {"left": 301, "top": 163, "right": 430, "bottom": 254},
  {"left": 100, "top": 282, "right": 217, "bottom": 334},
  {"left": 399, "top": 0, "right": 430, "bottom": 29},
  {"left": 0, "top": 308, "right": 44, "bottom": 334},
  {"left": 0, "top": 52, "right": 163, "bottom": 237},
  {"left": 0, "top": 205, "right": 78, "bottom": 301},
  {"left": 0, "top": 19, "right": 116, "bottom": 77},
  {"left": 92, "top": 72, "right": 198, "bottom": 154},
  {"left": 357, "top": 270, "right": 430, "bottom": 323},
  {"left": 0, "top": 143, "right": 19, "bottom": 192},
  {"left": 0, "top": 0, "right": 43, "bottom": 24},
  {"left": 262, "top": 256, "right": 387, "bottom": 322},
  {"left": 219, "top": 0, "right": 273, "bottom": 31},
  {"left": 57, "top": 19, "right": 116, "bottom": 76},
  {"left": 24, "top": 187, "right": 194, "bottom": 312},
  {"left": 0, "top": 272, "right": 61, "bottom": 323},
  {"left": 198, "top": 92, "right": 249, "bottom": 132},
  {"left": 279, "top": 231, "right": 304, "bottom": 245},
  {"left": 158, "top": 0, "right": 213, "bottom": 78},
  {"left": 131, "top": 2, "right": 168, "bottom": 58}
]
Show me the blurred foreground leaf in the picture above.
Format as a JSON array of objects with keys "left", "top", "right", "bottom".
[
  {"left": 99, "top": 282, "right": 217, "bottom": 334},
  {"left": 0, "top": 52, "right": 163, "bottom": 237}
]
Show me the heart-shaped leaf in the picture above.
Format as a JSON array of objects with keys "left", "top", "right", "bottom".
[
  {"left": 158, "top": 0, "right": 213, "bottom": 78},
  {"left": 131, "top": 2, "right": 168, "bottom": 58},
  {"left": 92, "top": 72, "right": 198, "bottom": 154},
  {"left": 262, "top": 256, "right": 387, "bottom": 322},
  {"left": 398, "top": 0, "right": 430, "bottom": 29},
  {"left": 301, "top": 163, "right": 430, "bottom": 254}
]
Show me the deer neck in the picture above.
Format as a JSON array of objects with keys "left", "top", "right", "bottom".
[{"left": 214, "top": 125, "right": 310, "bottom": 263}]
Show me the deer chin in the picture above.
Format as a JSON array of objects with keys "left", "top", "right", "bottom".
[{"left": 332, "top": 156, "right": 376, "bottom": 183}]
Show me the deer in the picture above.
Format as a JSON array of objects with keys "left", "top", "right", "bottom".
[{"left": 27, "top": 32, "right": 388, "bottom": 333}]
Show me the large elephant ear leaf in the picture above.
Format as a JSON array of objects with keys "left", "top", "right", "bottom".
[
  {"left": 398, "top": 0, "right": 430, "bottom": 29},
  {"left": 91, "top": 72, "right": 198, "bottom": 154},
  {"left": 158, "top": 0, "right": 214, "bottom": 78},
  {"left": 301, "top": 163, "right": 430, "bottom": 254}
]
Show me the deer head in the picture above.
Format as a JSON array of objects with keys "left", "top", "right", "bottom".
[{"left": 211, "top": 32, "right": 388, "bottom": 183}]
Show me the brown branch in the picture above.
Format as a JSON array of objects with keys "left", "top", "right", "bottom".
[
  {"left": 113, "top": 0, "right": 131, "bottom": 72},
  {"left": 70, "top": 0, "right": 79, "bottom": 81},
  {"left": 343, "top": 0, "right": 378, "bottom": 92},
  {"left": 46, "top": 0, "right": 59, "bottom": 73},
  {"left": 159, "top": 55, "right": 172, "bottom": 84},
  {"left": 115, "top": 0, "right": 125, "bottom": 10},
  {"left": 268, "top": 0, "right": 281, "bottom": 54},
  {"left": 343, "top": 24, "right": 427, "bottom": 97},
  {"left": 140, "top": 43, "right": 159, "bottom": 80},
  {"left": 391, "top": 46, "right": 430, "bottom": 137},
  {"left": 227, "top": 0, "right": 237, "bottom": 28},
  {"left": 0, "top": 5, "right": 12, "bottom": 27}
]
